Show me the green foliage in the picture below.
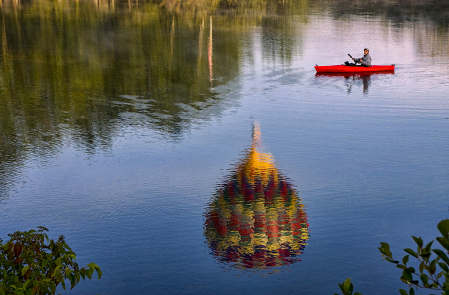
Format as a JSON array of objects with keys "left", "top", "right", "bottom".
[
  {"left": 0, "top": 227, "right": 101, "bottom": 295},
  {"left": 333, "top": 277, "right": 362, "bottom": 295},
  {"left": 335, "top": 220, "right": 449, "bottom": 295},
  {"left": 378, "top": 219, "right": 449, "bottom": 295}
]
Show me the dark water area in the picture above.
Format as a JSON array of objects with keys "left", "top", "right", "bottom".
[{"left": 1, "top": 0, "right": 449, "bottom": 294}]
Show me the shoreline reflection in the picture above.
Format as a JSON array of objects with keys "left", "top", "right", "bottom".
[{"left": 204, "top": 123, "right": 309, "bottom": 270}]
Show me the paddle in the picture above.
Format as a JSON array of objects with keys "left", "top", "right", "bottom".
[
  {"left": 345, "top": 54, "right": 356, "bottom": 66},
  {"left": 346, "top": 53, "right": 362, "bottom": 66},
  {"left": 348, "top": 53, "right": 364, "bottom": 62}
]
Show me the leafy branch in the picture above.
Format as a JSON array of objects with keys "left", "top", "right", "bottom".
[
  {"left": 335, "top": 219, "right": 449, "bottom": 295},
  {"left": 379, "top": 220, "right": 449, "bottom": 294},
  {"left": 333, "top": 277, "right": 362, "bottom": 295},
  {"left": 0, "top": 227, "right": 101, "bottom": 295}
]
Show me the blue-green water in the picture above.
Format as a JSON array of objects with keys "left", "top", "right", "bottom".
[{"left": 1, "top": 1, "right": 449, "bottom": 294}]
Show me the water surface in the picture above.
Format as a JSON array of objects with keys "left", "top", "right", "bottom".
[{"left": 1, "top": 1, "right": 449, "bottom": 294}]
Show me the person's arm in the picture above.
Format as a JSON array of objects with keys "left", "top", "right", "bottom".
[
  {"left": 352, "top": 57, "right": 362, "bottom": 64},
  {"left": 360, "top": 54, "right": 371, "bottom": 66}
]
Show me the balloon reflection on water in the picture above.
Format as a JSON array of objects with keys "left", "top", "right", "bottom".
[{"left": 204, "top": 124, "right": 309, "bottom": 269}]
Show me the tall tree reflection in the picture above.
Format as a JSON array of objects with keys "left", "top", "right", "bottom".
[{"left": 204, "top": 123, "right": 309, "bottom": 269}]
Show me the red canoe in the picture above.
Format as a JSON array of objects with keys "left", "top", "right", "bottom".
[{"left": 315, "top": 64, "right": 395, "bottom": 73}]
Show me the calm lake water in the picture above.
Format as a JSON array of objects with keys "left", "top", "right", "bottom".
[{"left": 1, "top": 1, "right": 449, "bottom": 294}]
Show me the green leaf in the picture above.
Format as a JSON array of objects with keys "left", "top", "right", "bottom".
[
  {"left": 86, "top": 267, "right": 93, "bottom": 280},
  {"left": 399, "top": 289, "right": 408, "bottom": 295},
  {"left": 95, "top": 266, "right": 102, "bottom": 280},
  {"left": 402, "top": 255, "right": 409, "bottom": 265},
  {"left": 434, "top": 249, "right": 449, "bottom": 265},
  {"left": 431, "top": 258, "right": 440, "bottom": 268},
  {"left": 424, "top": 240, "right": 434, "bottom": 253},
  {"left": 438, "top": 220, "right": 449, "bottom": 238},
  {"left": 65, "top": 267, "right": 72, "bottom": 277},
  {"left": 52, "top": 264, "right": 62, "bottom": 277},
  {"left": 87, "top": 262, "right": 99, "bottom": 268},
  {"left": 21, "top": 266, "right": 29, "bottom": 276},
  {"left": 412, "top": 236, "right": 423, "bottom": 249},
  {"left": 402, "top": 269, "right": 413, "bottom": 282},
  {"left": 429, "top": 263, "right": 436, "bottom": 275},
  {"left": 385, "top": 257, "right": 399, "bottom": 263},
  {"left": 379, "top": 242, "right": 393, "bottom": 257},
  {"left": 421, "top": 248, "right": 431, "bottom": 259},
  {"left": 444, "top": 272, "right": 449, "bottom": 282},
  {"left": 404, "top": 248, "right": 418, "bottom": 258},
  {"left": 342, "top": 277, "right": 351, "bottom": 292},
  {"left": 419, "top": 261, "right": 426, "bottom": 273},
  {"left": 49, "top": 281, "right": 56, "bottom": 294},
  {"left": 409, "top": 288, "right": 415, "bottom": 295},
  {"left": 23, "top": 279, "right": 32, "bottom": 289},
  {"left": 70, "top": 273, "right": 76, "bottom": 289},
  {"left": 75, "top": 271, "right": 81, "bottom": 284},
  {"left": 60, "top": 278, "right": 66, "bottom": 290},
  {"left": 420, "top": 273, "right": 429, "bottom": 285},
  {"left": 439, "top": 262, "right": 449, "bottom": 272},
  {"left": 437, "top": 237, "right": 449, "bottom": 252}
]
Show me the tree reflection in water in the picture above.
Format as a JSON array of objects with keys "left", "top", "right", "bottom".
[{"left": 204, "top": 123, "right": 309, "bottom": 269}]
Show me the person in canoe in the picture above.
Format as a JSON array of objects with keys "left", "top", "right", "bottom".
[{"left": 345, "top": 48, "right": 372, "bottom": 66}]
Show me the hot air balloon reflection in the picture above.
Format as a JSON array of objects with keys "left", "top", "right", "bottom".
[{"left": 204, "top": 124, "right": 309, "bottom": 270}]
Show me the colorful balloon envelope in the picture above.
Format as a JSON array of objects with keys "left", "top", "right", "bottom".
[{"left": 204, "top": 124, "right": 309, "bottom": 269}]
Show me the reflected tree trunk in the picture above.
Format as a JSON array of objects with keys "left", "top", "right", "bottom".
[{"left": 208, "top": 16, "right": 213, "bottom": 86}]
